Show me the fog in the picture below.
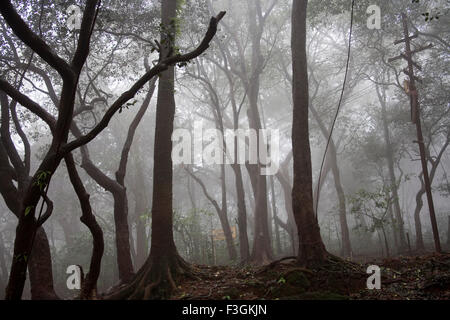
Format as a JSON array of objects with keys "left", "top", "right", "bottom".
[{"left": 0, "top": 0, "right": 449, "bottom": 300}]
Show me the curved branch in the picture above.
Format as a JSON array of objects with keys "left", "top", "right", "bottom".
[
  {"left": 0, "top": 0, "right": 72, "bottom": 79},
  {"left": 116, "top": 78, "right": 156, "bottom": 185},
  {"left": 0, "top": 79, "right": 56, "bottom": 130},
  {"left": 61, "top": 11, "right": 226, "bottom": 155},
  {"left": 36, "top": 193, "right": 53, "bottom": 228}
]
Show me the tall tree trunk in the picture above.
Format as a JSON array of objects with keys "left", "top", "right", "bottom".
[
  {"left": 107, "top": 0, "right": 190, "bottom": 299},
  {"left": 112, "top": 190, "right": 134, "bottom": 282},
  {"left": 414, "top": 186, "right": 426, "bottom": 251},
  {"left": 231, "top": 163, "right": 250, "bottom": 263},
  {"left": 132, "top": 155, "right": 149, "bottom": 270},
  {"left": 269, "top": 176, "right": 282, "bottom": 255},
  {"left": 220, "top": 163, "right": 238, "bottom": 261},
  {"left": 275, "top": 169, "right": 298, "bottom": 254},
  {"left": 291, "top": 0, "right": 327, "bottom": 266},
  {"left": 244, "top": 0, "right": 272, "bottom": 264},
  {"left": 377, "top": 85, "right": 407, "bottom": 250},
  {"left": 309, "top": 105, "right": 351, "bottom": 257},
  {"left": 329, "top": 149, "right": 352, "bottom": 257}
]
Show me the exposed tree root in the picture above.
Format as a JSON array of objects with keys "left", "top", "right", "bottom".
[
  {"left": 104, "top": 252, "right": 198, "bottom": 300},
  {"left": 256, "top": 256, "right": 298, "bottom": 274}
]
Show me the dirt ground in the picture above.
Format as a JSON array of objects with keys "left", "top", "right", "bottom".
[{"left": 171, "top": 253, "right": 450, "bottom": 300}]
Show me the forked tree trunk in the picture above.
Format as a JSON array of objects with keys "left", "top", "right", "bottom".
[{"left": 291, "top": 0, "right": 327, "bottom": 266}]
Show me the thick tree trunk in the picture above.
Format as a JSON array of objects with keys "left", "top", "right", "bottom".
[
  {"left": 5, "top": 146, "right": 63, "bottom": 300},
  {"left": 291, "top": 0, "right": 327, "bottom": 266},
  {"left": 113, "top": 190, "right": 134, "bottom": 283},
  {"left": 107, "top": 0, "right": 192, "bottom": 299},
  {"left": 27, "top": 227, "right": 59, "bottom": 300}
]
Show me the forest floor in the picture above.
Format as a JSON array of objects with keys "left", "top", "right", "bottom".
[{"left": 171, "top": 253, "right": 450, "bottom": 300}]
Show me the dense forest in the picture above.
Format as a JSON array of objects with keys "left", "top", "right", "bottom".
[{"left": 0, "top": 0, "right": 449, "bottom": 301}]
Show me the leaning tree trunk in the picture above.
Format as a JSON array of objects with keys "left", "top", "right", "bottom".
[
  {"left": 291, "top": 0, "right": 327, "bottom": 266},
  {"left": 65, "top": 153, "right": 104, "bottom": 300},
  {"left": 309, "top": 104, "right": 351, "bottom": 257}
]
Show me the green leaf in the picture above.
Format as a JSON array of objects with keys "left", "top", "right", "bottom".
[
  {"left": 25, "top": 206, "right": 34, "bottom": 217},
  {"left": 277, "top": 277, "right": 286, "bottom": 284}
]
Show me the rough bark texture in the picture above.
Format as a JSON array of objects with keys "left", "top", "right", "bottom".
[{"left": 291, "top": 0, "right": 327, "bottom": 266}]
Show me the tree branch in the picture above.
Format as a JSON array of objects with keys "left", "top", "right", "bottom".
[
  {"left": 0, "top": 0, "right": 72, "bottom": 79},
  {"left": 61, "top": 11, "right": 226, "bottom": 155},
  {"left": 0, "top": 79, "right": 56, "bottom": 131}
]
